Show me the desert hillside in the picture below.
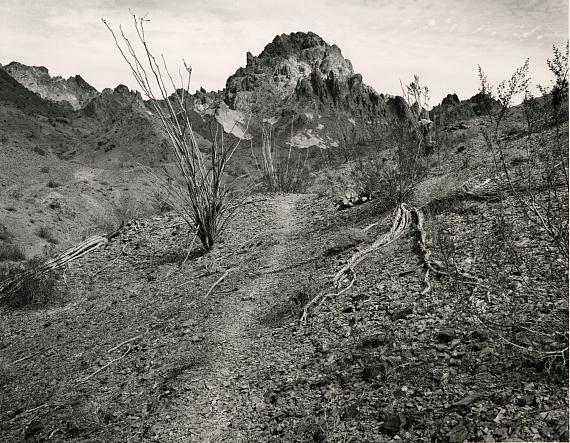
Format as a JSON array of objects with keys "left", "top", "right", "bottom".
[{"left": 0, "top": 28, "right": 569, "bottom": 443}]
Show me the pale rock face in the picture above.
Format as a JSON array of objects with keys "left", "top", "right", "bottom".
[{"left": 3, "top": 62, "right": 98, "bottom": 110}]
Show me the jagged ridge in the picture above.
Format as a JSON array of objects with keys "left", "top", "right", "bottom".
[{"left": 4, "top": 62, "right": 99, "bottom": 110}]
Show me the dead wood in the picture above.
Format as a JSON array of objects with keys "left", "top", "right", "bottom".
[
  {"left": 79, "top": 345, "right": 132, "bottom": 383},
  {"left": 1, "top": 223, "right": 124, "bottom": 300},
  {"left": 204, "top": 268, "right": 232, "bottom": 298},
  {"left": 333, "top": 203, "right": 413, "bottom": 289},
  {"left": 107, "top": 335, "right": 142, "bottom": 353},
  {"left": 301, "top": 202, "right": 455, "bottom": 322}
]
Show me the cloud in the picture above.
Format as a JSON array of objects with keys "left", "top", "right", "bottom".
[
  {"left": 0, "top": 0, "right": 567, "bottom": 103},
  {"left": 472, "top": 25, "right": 485, "bottom": 34}
]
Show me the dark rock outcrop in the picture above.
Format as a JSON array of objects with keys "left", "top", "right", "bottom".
[{"left": 224, "top": 32, "right": 386, "bottom": 117}]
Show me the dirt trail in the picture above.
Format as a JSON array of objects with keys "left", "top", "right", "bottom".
[{"left": 162, "top": 194, "right": 311, "bottom": 442}]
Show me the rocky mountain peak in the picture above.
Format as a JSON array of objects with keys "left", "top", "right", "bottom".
[
  {"left": 3, "top": 61, "right": 98, "bottom": 110},
  {"left": 259, "top": 32, "right": 327, "bottom": 58},
  {"left": 224, "top": 31, "right": 376, "bottom": 119}
]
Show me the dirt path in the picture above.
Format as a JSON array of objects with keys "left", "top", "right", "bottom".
[{"left": 161, "top": 194, "right": 311, "bottom": 442}]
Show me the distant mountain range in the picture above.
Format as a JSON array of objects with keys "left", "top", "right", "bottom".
[
  {"left": 0, "top": 31, "right": 504, "bottom": 257},
  {"left": 1, "top": 31, "right": 494, "bottom": 171}
]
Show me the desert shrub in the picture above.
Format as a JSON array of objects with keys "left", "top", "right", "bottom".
[
  {"left": 432, "top": 208, "right": 568, "bottom": 374},
  {"left": 351, "top": 122, "right": 430, "bottom": 209},
  {"left": 0, "top": 224, "right": 12, "bottom": 242},
  {"left": 39, "top": 166, "right": 50, "bottom": 173},
  {"left": 0, "top": 257, "right": 63, "bottom": 308},
  {"left": 36, "top": 226, "right": 58, "bottom": 244},
  {"left": 253, "top": 123, "right": 310, "bottom": 193},
  {"left": 348, "top": 75, "right": 434, "bottom": 210},
  {"left": 46, "top": 179, "right": 61, "bottom": 188},
  {"left": 478, "top": 43, "right": 569, "bottom": 260},
  {"left": 332, "top": 116, "right": 364, "bottom": 163},
  {"left": 110, "top": 191, "right": 140, "bottom": 223},
  {"left": 33, "top": 146, "right": 46, "bottom": 156},
  {"left": 0, "top": 244, "right": 25, "bottom": 261},
  {"left": 104, "top": 15, "right": 248, "bottom": 251},
  {"left": 435, "top": 47, "right": 570, "bottom": 368}
]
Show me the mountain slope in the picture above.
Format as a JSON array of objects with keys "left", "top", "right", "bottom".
[
  {"left": 3, "top": 62, "right": 99, "bottom": 110},
  {"left": 221, "top": 31, "right": 404, "bottom": 149}
]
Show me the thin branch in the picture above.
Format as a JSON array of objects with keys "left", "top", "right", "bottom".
[{"left": 79, "top": 346, "right": 132, "bottom": 383}]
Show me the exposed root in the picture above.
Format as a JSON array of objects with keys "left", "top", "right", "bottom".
[
  {"left": 409, "top": 207, "right": 447, "bottom": 295},
  {"left": 301, "top": 274, "right": 356, "bottom": 324},
  {"left": 303, "top": 204, "right": 418, "bottom": 323},
  {"left": 333, "top": 203, "right": 413, "bottom": 289},
  {"left": 107, "top": 335, "right": 143, "bottom": 353}
]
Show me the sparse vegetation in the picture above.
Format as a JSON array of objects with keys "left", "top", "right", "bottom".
[
  {"left": 350, "top": 75, "right": 432, "bottom": 209},
  {"left": 253, "top": 122, "right": 310, "bottom": 193},
  {"left": 46, "top": 179, "right": 61, "bottom": 188},
  {"left": 0, "top": 257, "right": 63, "bottom": 308},
  {"left": 104, "top": 15, "right": 249, "bottom": 251},
  {"left": 0, "top": 244, "right": 26, "bottom": 262},
  {"left": 0, "top": 14, "right": 568, "bottom": 442},
  {"left": 478, "top": 45, "right": 568, "bottom": 259},
  {"left": 36, "top": 226, "right": 58, "bottom": 244},
  {"left": 429, "top": 45, "right": 570, "bottom": 367}
]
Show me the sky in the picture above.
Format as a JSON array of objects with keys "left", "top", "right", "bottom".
[{"left": 0, "top": 0, "right": 567, "bottom": 104}]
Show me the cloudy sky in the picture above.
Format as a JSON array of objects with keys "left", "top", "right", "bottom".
[{"left": 0, "top": 0, "right": 567, "bottom": 103}]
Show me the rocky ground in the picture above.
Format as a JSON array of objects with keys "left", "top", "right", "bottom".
[{"left": 1, "top": 176, "right": 568, "bottom": 441}]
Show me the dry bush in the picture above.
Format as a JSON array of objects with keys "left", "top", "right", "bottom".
[
  {"left": 432, "top": 46, "right": 570, "bottom": 368},
  {"left": 0, "top": 244, "right": 26, "bottom": 262},
  {"left": 104, "top": 14, "right": 249, "bottom": 250},
  {"left": 432, "top": 209, "right": 568, "bottom": 375},
  {"left": 351, "top": 121, "right": 430, "bottom": 209},
  {"left": 253, "top": 123, "right": 310, "bottom": 193},
  {"left": 478, "top": 43, "right": 569, "bottom": 260},
  {"left": 332, "top": 115, "right": 364, "bottom": 163},
  {"left": 347, "top": 75, "right": 434, "bottom": 210},
  {"left": 0, "top": 257, "right": 64, "bottom": 308},
  {"left": 36, "top": 226, "right": 58, "bottom": 244}
]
